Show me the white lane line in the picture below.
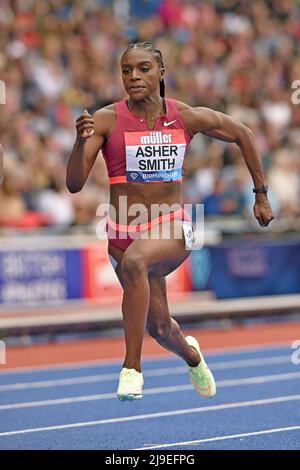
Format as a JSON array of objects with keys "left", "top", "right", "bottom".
[
  {"left": 0, "top": 355, "right": 291, "bottom": 392},
  {"left": 0, "top": 394, "right": 299, "bottom": 438},
  {"left": 1, "top": 371, "right": 300, "bottom": 411},
  {"left": 0, "top": 372, "right": 119, "bottom": 391},
  {"left": 0, "top": 341, "right": 290, "bottom": 375},
  {"left": 134, "top": 425, "right": 300, "bottom": 450},
  {"left": 0, "top": 356, "right": 291, "bottom": 391}
]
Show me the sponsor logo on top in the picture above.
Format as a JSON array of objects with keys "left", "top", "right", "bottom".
[{"left": 140, "top": 131, "right": 172, "bottom": 145}]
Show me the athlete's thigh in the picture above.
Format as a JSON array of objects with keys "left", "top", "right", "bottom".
[
  {"left": 109, "top": 242, "right": 170, "bottom": 321},
  {"left": 125, "top": 220, "right": 190, "bottom": 277}
]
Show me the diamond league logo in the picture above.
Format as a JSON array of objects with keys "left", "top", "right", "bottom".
[{"left": 130, "top": 173, "right": 138, "bottom": 180}]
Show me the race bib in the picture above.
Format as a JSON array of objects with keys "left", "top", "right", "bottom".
[
  {"left": 125, "top": 129, "right": 186, "bottom": 183},
  {"left": 182, "top": 221, "right": 194, "bottom": 249}
]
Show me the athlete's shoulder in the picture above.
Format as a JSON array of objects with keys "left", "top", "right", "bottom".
[
  {"left": 92, "top": 104, "right": 116, "bottom": 136},
  {"left": 170, "top": 99, "right": 192, "bottom": 113},
  {"left": 166, "top": 99, "right": 195, "bottom": 135},
  {"left": 169, "top": 99, "right": 193, "bottom": 122},
  {"left": 93, "top": 103, "right": 116, "bottom": 118},
  {"left": 172, "top": 100, "right": 218, "bottom": 135}
]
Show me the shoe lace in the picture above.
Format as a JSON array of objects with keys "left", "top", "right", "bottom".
[{"left": 123, "top": 369, "right": 138, "bottom": 384}]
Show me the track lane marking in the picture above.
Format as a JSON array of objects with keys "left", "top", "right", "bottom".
[
  {"left": 0, "top": 394, "right": 300, "bottom": 437},
  {"left": 0, "top": 355, "right": 291, "bottom": 391},
  {"left": 1, "top": 371, "right": 300, "bottom": 410},
  {"left": 134, "top": 424, "right": 300, "bottom": 450}
]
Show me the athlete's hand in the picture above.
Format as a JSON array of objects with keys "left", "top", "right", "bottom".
[
  {"left": 253, "top": 193, "right": 274, "bottom": 227},
  {"left": 76, "top": 109, "right": 95, "bottom": 140}
]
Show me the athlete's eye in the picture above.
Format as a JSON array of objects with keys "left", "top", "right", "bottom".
[
  {"left": 141, "top": 67, "right": 149, "bottom": 72},
  {"left": 122, "top": 69, "right": 130, "bottom": 75}
]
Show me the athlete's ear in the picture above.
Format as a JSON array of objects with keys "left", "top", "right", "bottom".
[{"left": 160, "top": 68, "right": 165, "bottom": 80}]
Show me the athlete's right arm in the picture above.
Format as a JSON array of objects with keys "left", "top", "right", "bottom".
[{"left": 66, "top": 107, "right": 114, "bottom": 193}]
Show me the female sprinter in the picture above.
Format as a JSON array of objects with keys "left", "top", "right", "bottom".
[{"left": 66, "top": 42, "right": 274, "bottom": 401}]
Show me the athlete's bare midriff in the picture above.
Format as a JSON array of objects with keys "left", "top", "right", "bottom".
[{"left": 109, "top": 181, "right": 182, "bottom": 224}]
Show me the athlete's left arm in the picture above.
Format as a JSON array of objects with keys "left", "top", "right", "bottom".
[{"left": 180, "top": 104, "right": 274, "bottom": 227}]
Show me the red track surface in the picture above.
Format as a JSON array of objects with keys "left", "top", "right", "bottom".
[{"left": 2, "top": 321, "right": 300, "bottom": 370}]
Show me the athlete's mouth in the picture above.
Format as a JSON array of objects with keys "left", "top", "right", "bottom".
[{"left": 129, "top": 86, "right": 145, "bottom": 90}]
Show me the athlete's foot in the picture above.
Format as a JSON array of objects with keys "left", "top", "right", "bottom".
[
  {"left": 185, "top": 336, "right": 216, "bottom": 398},
  {"left": 117, "top": 367, "right": 144, "bottom": 401}
]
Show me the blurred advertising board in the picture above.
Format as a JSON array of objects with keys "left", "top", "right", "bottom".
[
  {"left": 191, "top": 240, "right": 300, "bottom": 298},
  {"left": 0, "top": 249, "right": 81, "bottom": 305}
]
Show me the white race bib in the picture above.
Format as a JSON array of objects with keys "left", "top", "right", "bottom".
[
  {"left": 182, "top": 221, "right": 194, "bottom": 249},
  {"left": 125, "top": 129, "right": 186, "bottom": 183}
]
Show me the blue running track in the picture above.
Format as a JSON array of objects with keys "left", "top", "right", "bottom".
[{"left": 0, "top": 344, "right": 299, "bottom": 450}]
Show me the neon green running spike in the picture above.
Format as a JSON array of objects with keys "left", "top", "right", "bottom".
[
  {"left": 186, "top": 336, "right": 216, "bottom": 398},
  {"left": 117, "top": 367, "right": 144, "bottom": 401}
]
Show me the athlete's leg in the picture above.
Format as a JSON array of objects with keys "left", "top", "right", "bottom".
[
  {"left": 108, "top": 232, "right": 199, "bottom": 370},
  {"left": 119, "top": 219, "right": 193, "bottom": 372},
  {"left": 147, "top": 276, "right": 200, "bottom": 367},
  {"left": 109, "top": 242, "right": 146, "bottom": 371},
  {"left": 109, "top": 235, "right": 216, "bottom": 399}
]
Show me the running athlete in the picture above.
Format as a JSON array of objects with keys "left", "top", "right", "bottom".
[{"left": 66, "top": 42, "right": 274, "bottom": 401}]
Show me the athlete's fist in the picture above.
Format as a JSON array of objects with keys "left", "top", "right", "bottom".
[{"left": 76, "top": 109, "right": 95, "bottom": 139}]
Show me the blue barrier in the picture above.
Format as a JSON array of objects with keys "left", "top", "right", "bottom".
[
  {"left": 191, "top": 239, "right": 300, "bottom": 299},
  {"left": 0, "top": 249, "right": 82, "bottom": 305}
]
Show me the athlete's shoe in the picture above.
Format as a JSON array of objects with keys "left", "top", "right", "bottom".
[
  {"left": 117, "top": 367, "right": 144, "bottom": 401},
  {"left": 186, "top": 336, "right": 216, "bottom": 398}
]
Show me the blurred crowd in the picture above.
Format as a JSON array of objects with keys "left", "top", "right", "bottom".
[{"left": 0, "top": 0, "right": 300, "bottom": 231}]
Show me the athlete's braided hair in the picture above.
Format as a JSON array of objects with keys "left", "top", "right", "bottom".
[{"left": 123, "top": 42, "right": 165, "bottom": 97}]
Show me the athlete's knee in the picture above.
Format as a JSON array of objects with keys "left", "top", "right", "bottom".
[
  {"left": 147, "top": 317, "right": 172, "bottom": 340},
  {"left": 121, "top": 251, "right": 147, "bottom": 282}
]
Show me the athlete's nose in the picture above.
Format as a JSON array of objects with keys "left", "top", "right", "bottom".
[{"left": 131, "top": 68, "right": 141, "bottom": 80}]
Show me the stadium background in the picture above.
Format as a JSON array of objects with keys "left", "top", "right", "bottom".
[
  {"left": 1, "top": 0, "right": 300, "bottom": 453},
  {"left": 0, "top": 0, "right": 300, "bottom": 343}
]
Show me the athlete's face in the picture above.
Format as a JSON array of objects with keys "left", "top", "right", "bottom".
[{"left": 121, "top": 49, "right": 164, "bottom": 100}]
